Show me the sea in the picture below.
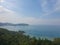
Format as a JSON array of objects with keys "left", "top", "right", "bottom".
[{"left": 0, "top": 25, "right": 60, "bottom": 39}]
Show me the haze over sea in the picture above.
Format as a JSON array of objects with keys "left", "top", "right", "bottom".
[
  {"left": 0, "top": 25, "right": 60, "bottom": 38},
  {"left": 0, "top": 0, "right": 60, "bottom": 39}
]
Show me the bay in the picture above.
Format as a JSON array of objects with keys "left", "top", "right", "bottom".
[{"left": 0, "top": 25, "right": 60, "bottom": 38}]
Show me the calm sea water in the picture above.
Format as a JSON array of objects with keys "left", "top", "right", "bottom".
[{"left": 0, "top": 25, "right": 60, "bottom": 38}]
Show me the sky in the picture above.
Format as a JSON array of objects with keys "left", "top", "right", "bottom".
[{"left": 0, "top": 0, "right": 60, "bottom": 25}]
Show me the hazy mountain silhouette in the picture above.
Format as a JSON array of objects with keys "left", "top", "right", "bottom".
[{"left": 0, "top": 22, "right": 29, "bottom": 26}]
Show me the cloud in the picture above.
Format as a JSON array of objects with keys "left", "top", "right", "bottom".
[
  {"left": 39, "top": 0, "right": 60, "bottom": 17},
  {"left": 0, "top": 6, "right": 38, "bottom": 24},
  {"left": 29, "top": 18, "right": 60, "bottom": 25},
  {"left": 0, "top": 0, "right": 60, "bottom": 25},
  {"left": 0, "top": 5, "right": 60, "bottom": 25},
  {"left": 0, "top": 0, "right": 4, "bottom": 2},
  {"left": 54, "top": 0, "right": 60, "bottom": 11},
  {"left": 41, "top": 0, "right": 49, "bottom": 13},
  {"left": 0, "top": 6, "right": 19, "bottom": 22}
]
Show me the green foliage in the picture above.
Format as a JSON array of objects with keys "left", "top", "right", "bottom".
[
  {"left": 0, "top": 28, "right": 60, "bottom": 45},
  {"left": 53, "top": 38, "right": 60, "bottom": 45}
]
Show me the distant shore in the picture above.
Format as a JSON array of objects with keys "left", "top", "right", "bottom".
[{"left": 0, "top": 22, "right": 29, "bottom": 26}]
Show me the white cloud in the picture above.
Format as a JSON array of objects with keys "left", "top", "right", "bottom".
[
  {"left": 41, "top": 0, "right": 49, "bottom": 13},
  {"left": 0, "top": 0, "right": 4, "bottom": 2},
  {"left": 54, "top": 0, "right": 60, "bottom": 11},
  {"left": 0, "top": 0, "right": 60, "bottom": 25},
  {"left": 39, "top": 0, "right": 60, "bottom": 17},
  {"left": 0, "top": 6, "right": 60, "bottom": 25},
  {"left": 0, "top": 6, "right": 38, "bottom": 24}
]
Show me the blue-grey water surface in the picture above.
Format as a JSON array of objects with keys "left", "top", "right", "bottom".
[{"left": 0, "top": 25, "right": 60, "bottom": 38}]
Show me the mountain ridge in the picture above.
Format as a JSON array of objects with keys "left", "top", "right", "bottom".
[{"left": 0, "top": 22, "right": 29, "bottom": 26}]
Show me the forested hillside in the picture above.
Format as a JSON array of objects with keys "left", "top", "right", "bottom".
[{"left": 0, "top": 28, "right": 60, "bottom": 45}]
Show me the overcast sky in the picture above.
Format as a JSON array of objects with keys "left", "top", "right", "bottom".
[{"left": 0, "top": 0, "right": 60, "bottom": 25}]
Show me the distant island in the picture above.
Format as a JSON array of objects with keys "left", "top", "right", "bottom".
[{"left": 0, "top": 23, "right": 29, "bottom": 26}]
